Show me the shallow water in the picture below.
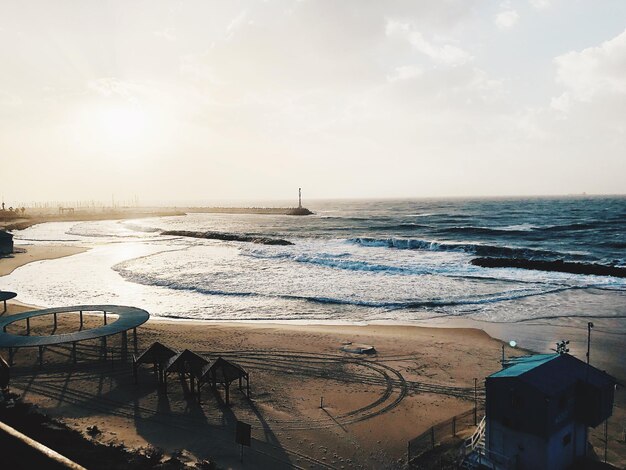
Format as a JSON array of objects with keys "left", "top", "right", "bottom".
[{"left": 3, "top": 197, "right": 625, "bottom": 367}]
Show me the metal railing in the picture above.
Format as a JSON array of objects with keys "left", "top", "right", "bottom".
[{"left": 408, "top": 407, "right": 482, "bottom": 464}]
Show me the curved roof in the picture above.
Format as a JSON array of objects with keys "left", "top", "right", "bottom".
[
  {"left": 0, "top": 291, "right": 17, "bottom": 302},
  {"left": 0, "top": 305, "right": 149, "bottom": 348}
]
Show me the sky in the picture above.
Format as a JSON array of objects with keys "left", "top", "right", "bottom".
[{"left": 0, "top": 0, "right": 625, "bottom": 204}]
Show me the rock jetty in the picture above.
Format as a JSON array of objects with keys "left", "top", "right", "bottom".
[{"left": 162, "top": 230, "right": 294, "bottom": 246}]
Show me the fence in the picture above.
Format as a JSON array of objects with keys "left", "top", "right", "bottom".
[{"left": 407, "top": 407, "right": 483, "bottom": 464}]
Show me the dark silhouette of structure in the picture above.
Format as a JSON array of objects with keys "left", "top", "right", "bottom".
[
  {"left": 484, "top": 353, "right": 617, "bottom": 469},
  {"left": 164, "top": 349, "right": 210, "bottom": 398},
  {"left": 133, "top": 341, "right": 178, "bottom": 385},
  {"left": 202, "top": 356, "right": 250, "bottom": 405},
  {"left": 0, "top": 230, "right": 13, "bottom": 255}
]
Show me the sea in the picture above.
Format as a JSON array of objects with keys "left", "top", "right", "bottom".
[{"left": 2, "top": 196, "right": 625, "bottom": 375}]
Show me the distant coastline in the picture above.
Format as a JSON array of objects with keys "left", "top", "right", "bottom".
[{"left": 0, "top": 208, "right": 185, "bottom": 232}]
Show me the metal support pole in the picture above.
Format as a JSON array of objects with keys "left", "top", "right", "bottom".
[
  {"left": 26, "top": 318, "right": 30, "bottom": 335},
  {"left": 2, "top": 299, "right": 6, "bottom": 314},
  {"left": 474, "top": 378, "right": 478, "bottom": 426},
  {"left": 53, "top": 312, "right": 57, "bottom": 330},
  {"left": 604, "top": 419, "right": 608, "bottom": 463},
  {"left": 103, "top": 310, "right": 107, "bottom": 325},
  {"left": 79, "top": 310, "right": 83, "bottom": 329},
  {"left": 587, "top": 322, "right": 593, "bottom": 365}
]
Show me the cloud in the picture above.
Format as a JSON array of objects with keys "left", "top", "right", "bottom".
[
  {"left": 386, "top": 65, "right": 423, "bottom": 82},
  {"left": 385, "top": 19, "right": 473, "bottom": 66},
  {"left": 553, "top": 28, "right": 626, "bottom": 103},
  {"left": 494, "top": 10, "right": 519, "bottom": 30},
  {"left": 529, "top": 0, "right": 551, "bottom": 10},
  {"left": 153, "top": 27, "right": 177, "bottom": 42},
  {"left": 0, "top": 90, "right": 22, "bottom": 107}
]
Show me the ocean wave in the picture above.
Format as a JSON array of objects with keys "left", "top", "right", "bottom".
[
  {"left": 113, "top": 260, "right": 567, "bottom": 310},
  {"left": 347, "top": 237, "right": 564, "bottom": 260},
  {"left": 437, "top": 226, "right": 535, "bottom": 236},
  {"left": 245, "top": 251, "right": 426, "bottom": 275},
  {"left": 121, "top": 222, "right": 162, "bottom": 233}
]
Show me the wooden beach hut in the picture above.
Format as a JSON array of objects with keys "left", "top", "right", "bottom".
[
  {"left": 202, "top": 356, "right": 250, "bottom": 405},
  {"left": 165, "top": 349, "right": 210, "bottom": 398},
  {"left": 133, "top": 342, "right": 178, "bottom": 385}
]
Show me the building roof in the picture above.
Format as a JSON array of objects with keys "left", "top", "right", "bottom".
[
  {"left": 203, "top": 357, "right": 248, "bottom": 384},
  {"left": 488, "top": 353, "right": 617, "bottom": 396},
  {"left": 490, "top": 354, "right": 559, "bottom": 378},
  {"left": 165, "top": 349, "right": 210, "bottom": 378},
  {"left": 136, "top": 341, "right": 178, "bottom": 365}
]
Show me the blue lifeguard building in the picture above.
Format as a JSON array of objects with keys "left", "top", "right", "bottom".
[{"left": 484, "top": 353, "right": 616, "bottom": 469}]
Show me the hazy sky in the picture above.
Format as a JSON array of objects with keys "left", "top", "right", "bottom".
[{"left": 1, "top": 0, "right": 625, "bottom": 203}]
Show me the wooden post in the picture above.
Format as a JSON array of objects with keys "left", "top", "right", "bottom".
[
  {"left": 121, "top": 330, "right": 128, "bottom": 362},
  {"left": 53, "top": 312, "right": 57, "bottom": 330},
  {"left": 79, "top": 310, "right": 83, "bottom": 329},
  {"left": 103, "top": 310, "right": 107, "bottom": 325},
  {"left": 26, "top": 318, "right": 30, "bottom": 335}
]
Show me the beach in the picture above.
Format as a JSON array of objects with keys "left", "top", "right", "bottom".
[{"left": 1, "top": 244, "right": 624, "bottom": 468}]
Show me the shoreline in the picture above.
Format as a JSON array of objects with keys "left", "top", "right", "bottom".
[{"left": 1, "top": 244, "right": 624, "bottom": 467}]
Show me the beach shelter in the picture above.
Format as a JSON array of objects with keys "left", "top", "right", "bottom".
[
  {"left": 202, "top": 356, "right": 250, "bottom": 405},
  {"left": 133, "top": 342, "right": 178, "bottom": 385},
  {"left": 165, "top": 349, "right": 210, "bottom": 397}
]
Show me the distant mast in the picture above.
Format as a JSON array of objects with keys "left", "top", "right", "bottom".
[{"left": 298, "top": 188, "right": 302, "bottom": 209}]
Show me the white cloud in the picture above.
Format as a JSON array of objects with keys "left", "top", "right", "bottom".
[
  {"left": 226, "top": 10, "right": 248, "bottom": 39},
  {"left": 0, "top": 90, "right": 22, "bottom": 107},
  {"left": 385, "top": 19, "right": 472, "bottom": 66},
  {"left": 153, "top": 27, "right": 177, "bottom": 42},
  {"left": 529, "top": 0, "right": 551, "bottom": 10},
  {"left": 386, "top": 65, "right": 423, "bottom": 82},
  {"left": 495, "top": 10, "right": 519, "bottom": 30},
  {"left": 554, "top": 28, "right": 626, "bottom": 103}
]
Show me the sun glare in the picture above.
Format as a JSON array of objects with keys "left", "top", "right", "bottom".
[
  {"left": 96, "top": 106, "right": 147, "bottom": 144},
  {"left": 71, "top": 102, "right": 155, "bottom": 158}
]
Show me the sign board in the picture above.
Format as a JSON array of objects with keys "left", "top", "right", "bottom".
[{"left": 235, "top": 421, "right": 251, "bottom": 447}]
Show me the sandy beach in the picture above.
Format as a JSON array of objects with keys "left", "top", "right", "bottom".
[{"left": 1, "top": 246, "right": 624, "bottom": 468}]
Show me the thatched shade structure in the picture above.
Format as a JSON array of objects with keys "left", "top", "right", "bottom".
[
  {"left": 202, "top": 356, "right": 249, "bottom": 405},
  {"left": 133, "top": 342, "right": 178, "bottom": 385},
  {"left": 165, "top": 349, "right": 210, "bottom": 397}
]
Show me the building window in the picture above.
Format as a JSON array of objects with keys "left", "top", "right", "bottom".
[{"left": 563, "top": 433, "right": 571, "bottom": 446}]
